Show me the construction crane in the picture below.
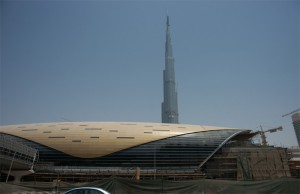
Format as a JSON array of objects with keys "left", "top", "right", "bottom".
[
  {"left": 282, "top": 108, "right": 300, "bottom": 117},
  {"left": 258, "top": 126, "right": 283, "bottom": 146}
]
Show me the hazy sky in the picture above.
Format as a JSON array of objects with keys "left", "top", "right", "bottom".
[{"left": 1, "top": 0, "right": 299, "bottom": 146}]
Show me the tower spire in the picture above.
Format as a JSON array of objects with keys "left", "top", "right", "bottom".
[
  {"left": 162, "top": 16, "right": 179, "bottom": 124},
  {"left": 167, "top": 15, "right": 170, "bottom": 26}
]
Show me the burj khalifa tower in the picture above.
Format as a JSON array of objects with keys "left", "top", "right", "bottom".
[{"left": 162, "top": 16, "right": 179, "bottom": 124}]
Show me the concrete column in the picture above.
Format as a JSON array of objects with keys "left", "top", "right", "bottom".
[{"left": 3, "top": 170, "right": 34, "bottom": 183}]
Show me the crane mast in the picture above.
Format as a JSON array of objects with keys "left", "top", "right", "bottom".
[{"left": 259, "top": 126, "right": 283, "bottom": 146}]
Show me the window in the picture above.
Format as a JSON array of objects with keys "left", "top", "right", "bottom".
[
  {"left": 22, "top": 129, "right": 37, "bottom": 131},
  {"left": 48, "top": 136, "right": 65, "bottom": 138},
  {"left": 85, "top": 128, "right": 101, "bottom": 130},
  {"left": 120, "top": 123, "right": 136, "bottom": 125},
  {"left": 117, "top": 137, "right": 135, "bottom": 139}
]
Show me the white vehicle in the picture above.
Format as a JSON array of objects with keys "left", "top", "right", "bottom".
[{"left": 63, "top": 187, "right": 110, "bottom": 194}]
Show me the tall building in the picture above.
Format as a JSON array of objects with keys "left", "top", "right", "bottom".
[
  {"left": 292, "top": 112, "right": 300, "bottom": 146},
  {"left": 162, "top": 16, "right": 179, "bottom": 123}
]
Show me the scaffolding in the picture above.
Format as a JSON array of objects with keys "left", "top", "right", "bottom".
[
  {"left": 287, "top": 146, "right": 300, "bottom": 178},
  {"left": 0, "top": 134, "right": 38, "bottom": 170},
  {"left": 204, "top": 142, "right": 291, "bottom": 180}
]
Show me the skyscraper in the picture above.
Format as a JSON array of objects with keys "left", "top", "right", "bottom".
[
  {"left": 292, "top": 113, "right": 300, "bottom": 146},
  {"left": 162, "top": 16, "right": 179, "bottom": 123}
]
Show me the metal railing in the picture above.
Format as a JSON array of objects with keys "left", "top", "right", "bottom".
[{"left": 0, "top": 134, "right": 39, "bottom": 167}]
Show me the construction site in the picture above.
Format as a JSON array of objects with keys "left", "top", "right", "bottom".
[
  {"left": 1, "top": 124, "right": 299, "bottom": 180},
  {"left": 0, "top": 125, "right": 297, "bottom": 179},
  {"left": 1, "top": 108, "right": 300, "bottom": 194},
  {"left": 1, "top": 135, "right": 300, "bottom": 194}
]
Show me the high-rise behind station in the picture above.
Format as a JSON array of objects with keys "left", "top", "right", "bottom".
[
  {"left": 292, "top": 112, "right": 300, "bottom": 147},
  {"left": 162, "top": 16, "right": 179, "bottom": 123}
]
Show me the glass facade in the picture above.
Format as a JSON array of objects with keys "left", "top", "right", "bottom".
[{"left": 1, "top": 129, "right": 245, "bottom": 171}]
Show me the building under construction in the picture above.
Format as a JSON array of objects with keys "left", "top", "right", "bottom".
[
  {"left": 204, "top": 141, "right": 291, "bottom": 180},
  {"left": 0, "top": 122, "right": 294, "bottom": 183},
  {"left": 288, "top": 146, "right": 300, "bottom": 178}
]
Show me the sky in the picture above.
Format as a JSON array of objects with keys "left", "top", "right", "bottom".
[{"left": 0, "top": 0, "right": 299, "bottom": 147}]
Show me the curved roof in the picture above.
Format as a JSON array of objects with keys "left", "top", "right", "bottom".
[{"left": 0, "top": 122, "right": 246, "bottom": 158}]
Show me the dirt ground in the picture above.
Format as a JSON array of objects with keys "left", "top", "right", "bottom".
[{"left": 0, "top": 183, "right": 58, "bottom": 194}]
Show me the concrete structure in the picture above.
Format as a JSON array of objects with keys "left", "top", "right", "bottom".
[
  {"left": 0, "top": 134, "right": 38, "bottom": 182},
  {"left": 206, "top": 144, "right": 291, "bottom": 180},
  {"left": 288, "top": 146, "right": 300, "bottom": 178},
  {"left": 292, "top": 113, "right": 300, "bottom": 146},
  {"left": 162, "top": 16, "right": 179, "bottom": 123}
]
